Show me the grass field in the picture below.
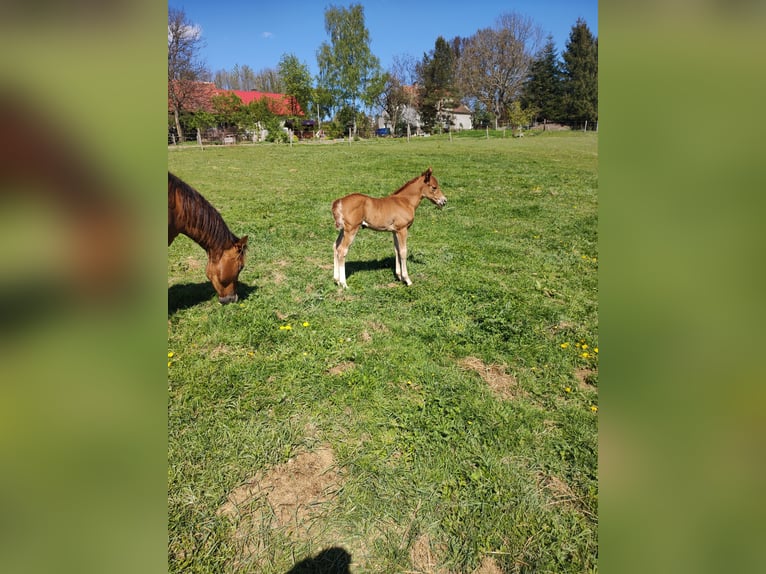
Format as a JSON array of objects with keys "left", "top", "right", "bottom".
[{"left": 168, "top": 131, "right": 598, "bottom": 573}]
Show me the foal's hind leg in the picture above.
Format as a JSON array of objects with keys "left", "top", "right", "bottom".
[
  {"left": 333, "top": 229, "right": 344, "bottom": 284},
  {"left": 334, "top": 226, "right": 358, "bottom": 288}
]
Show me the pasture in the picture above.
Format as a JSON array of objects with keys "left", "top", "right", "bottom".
[{"left": 168, "top": 131, "right": 598, "bottom": 573}]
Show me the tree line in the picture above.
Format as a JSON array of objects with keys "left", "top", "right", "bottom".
[{"left": 169, "top": 4, "right": 597, "bottom": 142}]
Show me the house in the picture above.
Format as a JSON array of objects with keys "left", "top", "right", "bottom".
[
  {"left": 168, "top": 81, "right": 304, "bottom": 143},
  {"left": 374, "top": 84, "right": 473, "bottom": 135},
  {"left": 220, "top": 89, "right": 303, "bottom": 116},
  {"left": 442, "top": 103, "right": 473, "bottom": 131},
  {"left": 168, "top": 81, "right": 304, "bottom": 116}
]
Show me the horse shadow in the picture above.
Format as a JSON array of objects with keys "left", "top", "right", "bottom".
[
  {"left": 345, "top": 254, "right": 426, "bottom": 281},
  {"left": 345, "top": 256, "right": 395, "bottom": 280},
  {"left": 285, "top": 547, "right": 352, "bottom": 574},
  {"left": 168, "top": 282, "right": 258, "bottom": 314}
]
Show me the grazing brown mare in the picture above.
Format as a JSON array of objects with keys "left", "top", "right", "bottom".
[
  {"left": 168, "top": 172, "right": 248, "bottom": 304},
  {"left": 332, "top": 167, "right": 447, "bottom": 288}
]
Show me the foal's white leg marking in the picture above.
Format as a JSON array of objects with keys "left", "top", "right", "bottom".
[
  {"left": 394, "top": 229, "right": 412, "bottom": 285},
  {"left": 335, "top": 226, "right": 357, "bottom": 289},
  {"left": 333, "top": 229, "right": 343, "bottom": 283},
  {"left": 392, "top": 232, "right": 402, "bottom": 281}
]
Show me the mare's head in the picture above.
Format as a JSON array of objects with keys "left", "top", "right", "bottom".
[
  {"left": 420, "top": 167, "right": 447, "bottom": 207},
  {"left": 206, "top": 236, "right": 248, "bottom": 304}
]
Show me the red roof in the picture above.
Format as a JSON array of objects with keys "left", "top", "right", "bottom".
[
  {"left": 218, "top": 89, "right": 303, "bottom": 116},
  {"left": 169, "top": 81, "right": 303, "bottom": 116}
]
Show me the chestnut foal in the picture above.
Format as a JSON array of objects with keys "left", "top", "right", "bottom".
[{"left": 332, "top": 167, "right": 446, "bottom": 288}]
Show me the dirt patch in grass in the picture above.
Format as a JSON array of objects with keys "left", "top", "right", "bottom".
[
  {"left": 472, "top": 556, "right": 503, "bottom": 574},
  {"left": 184, "top": 256, "right": 204, "bottom": 271},
  {"left": 327, "top": 361, "right": 355, "bottom": 376},
  {"left": 459, "top": 356, "right": 524, "bottom": 400},
  {"left": 535, "top": 471, "right": 594, "bottom": 519},
  {"left": 574, "top": 368, "right": 597, "bottom": 390},
  {"left": 218, "top": 445, "right": 343, "bottom": 552},
  {"left": 410, "top": 533, "right": 448, "bottom": 574}
]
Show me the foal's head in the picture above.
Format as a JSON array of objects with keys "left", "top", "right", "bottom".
[
  {"left": 206, "top": 236, "right": 248, "bottom": 304},
  {"left": 420, "top": 167, "right": 447, "bottom": 207}
]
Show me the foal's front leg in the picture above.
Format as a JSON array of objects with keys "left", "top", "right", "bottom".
[{"left": 393, "top": 229, "right": 412, "bottom": 285}]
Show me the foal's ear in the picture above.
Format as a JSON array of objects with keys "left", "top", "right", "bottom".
[
  {"left": 423, "top": 166, "right": 433, "bottom": 182},
  {"left": 237, "top": 236, "right": 249, "bottom": 250}
]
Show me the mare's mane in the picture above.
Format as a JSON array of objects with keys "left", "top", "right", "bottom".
[{"left": 169, "top": 172, "right": 239, "bottom": 257}]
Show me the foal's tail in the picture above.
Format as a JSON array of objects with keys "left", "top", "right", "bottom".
[{"left": 331, "top": 198, "right": 344, "bottom": 230}]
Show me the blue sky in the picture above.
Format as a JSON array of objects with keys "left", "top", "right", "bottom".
[{"left": 173, "top": 1, "right": 597, "bottom": 79}]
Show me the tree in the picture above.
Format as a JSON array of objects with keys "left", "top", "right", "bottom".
[
  {"left": 561, "top": 18, "right": 598, "bottom": 126},
  {"left": 214, "top": 64, "right": 259, "bottom": 90},
  {"left": 278, "top": 54, "right": 314, "bottom": 118},
  {"left": 417, "top": 36, "right": 458, "bottom": 132},
  {"left": 376, "top": 71, "right": 405, "bottom": 135},
  {"left": 522, "top": 35, "right": 564, "bottom": 124},
  {"left": 168, "top": 7, "right": 209, "bottom": 143},
  {"left": 456, "top": 12, "right": 542, "bottom": 129},
  {"left": 252, "top": 68, "right": 284, "bottom": 93},
  {"left": 210, "top": 92, "right": 243, "bottom": 131},
  {"left": 316, "top": 3, "right": 383, "bottom": 132},
  {"left": 506, "top": 100, "right": 537, "bottom": 133}
]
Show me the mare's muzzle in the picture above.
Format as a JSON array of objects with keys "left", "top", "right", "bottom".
[{"left": 218, "top": 293, "right": 238, "bottom": 305}]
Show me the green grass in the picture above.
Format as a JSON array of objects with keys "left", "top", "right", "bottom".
[{"left": 168, "top": 131, "right": 598, "bottom": 573}]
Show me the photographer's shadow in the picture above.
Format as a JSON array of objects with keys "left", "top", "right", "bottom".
[{"left": 285, "top": 547, "right": 352, "bottom": 574}]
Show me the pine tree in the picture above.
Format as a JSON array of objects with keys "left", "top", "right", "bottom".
[
  {"left": 417, "top": 36, "right": 457, "bottom": 131},
  {"left": 523, "top": 36, "right": 564, "bottom": 124},
  {"left": 561, "top": 18, "right": 598, "bottom": 126}
]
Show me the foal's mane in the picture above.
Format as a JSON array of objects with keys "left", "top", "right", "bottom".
[
  {"left": 392, "top": 173, "right": 424, "bottom": 195},
  {"left": 169, "top": 172, "right": 239, "bottom": 257}
]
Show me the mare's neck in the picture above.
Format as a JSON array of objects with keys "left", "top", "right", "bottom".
[{"left": 182, "top": 213, "right": 235, "bottom": 261}]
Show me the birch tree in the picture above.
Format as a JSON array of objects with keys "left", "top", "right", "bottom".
[{"left": 316, "top": 3, "right": 382, "bottom": 132}]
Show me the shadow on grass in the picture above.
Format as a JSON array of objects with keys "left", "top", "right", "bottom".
[
  {"left": 345, "top": 257, "right": 396, "bottom": 280},
  {"left": 345, "top": 254, "right": 426, "bottom": 281},
  {"left": 285, "top": 547, "right": 352, "bottom": 574},
  {"left": 168, "top": 282, "right": 258, "bottom": 314}
]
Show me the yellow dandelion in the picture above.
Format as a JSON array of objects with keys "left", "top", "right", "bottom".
[
  {"left": 565, "top": 387, "right": 572, "bottom": 393},
  {"left": 590, "top": 405, "right": 598, "bottom": 412},
  {"left": 594, "top": 347, "right": 598, "bottom": 354},
  {"left": 581, "top": 352, "right": 589, "bottom": 359},
  {"left": 302, "top": 321, "right": 310, "bottom": 327},
  {"left": 168, "top": 352, "right": 174, "bottom": 358},
  {"left": 582, "top": 344, "right": 588, "bottom": 350},
  {"left": 167, "top": 361, "right": 172, "bottom": 367},
  {"left": 560, "top": 342, "right": 569, "bottom": 349}
]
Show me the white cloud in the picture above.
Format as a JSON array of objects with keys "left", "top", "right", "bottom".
[{"left": 262, "top": 32, "right": 274, "bottom": 39}]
